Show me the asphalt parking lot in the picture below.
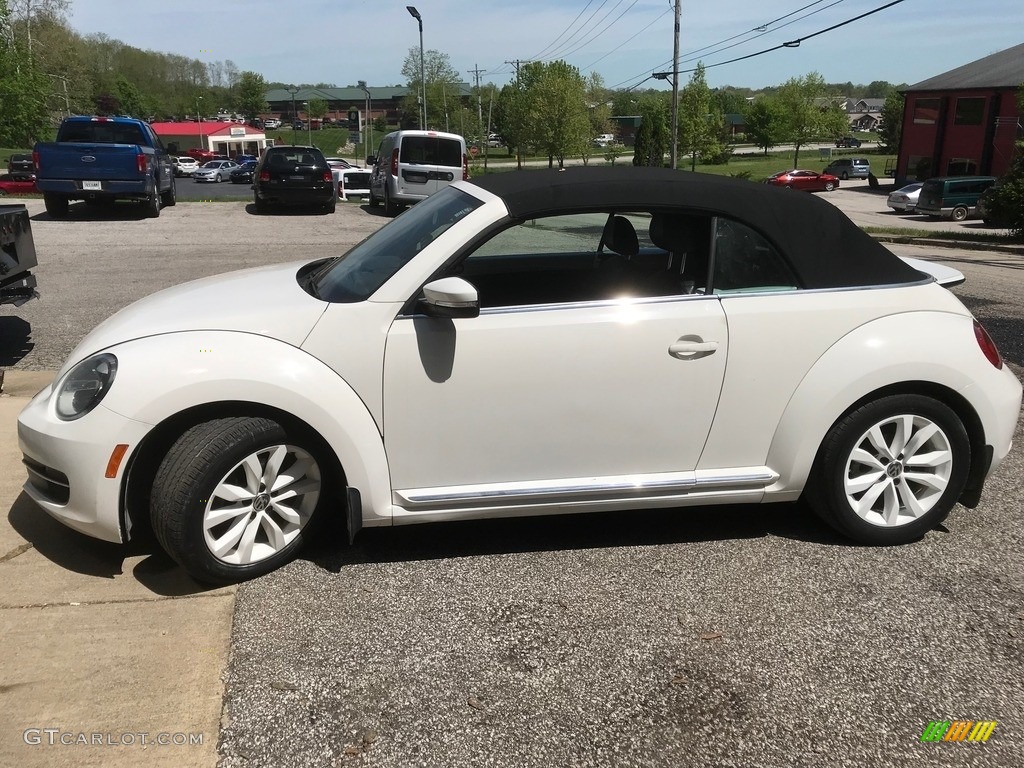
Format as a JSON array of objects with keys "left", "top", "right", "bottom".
[{"left": 2, "top": 192, "right": 1022, "bottom": 767}]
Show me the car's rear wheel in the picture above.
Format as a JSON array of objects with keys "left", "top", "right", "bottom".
[
  {"left": 254, "top": 194, "right": 268, "bottom": 214},
  {"left": 161, "top": 178, "right": 176, "bottom": 207},
  {"left": 824, "top": 181, "right": 835, "bottom": 191},
  {"left": 807, "top": 394, "right": 970, "bottom": 545},
  {"left": 384, "top": 186, "right": 398, "bottom": 217},
  {"left": 145, "top": 190, "right": 160, "bottom": 218},
  {"left": 151, "top": 417, "right": 325, "bottom": 584},
  {"left": 43, "top": 193, "right": 69, "bottom": 218},
  {"left": 841, "top": 172, "right": 849, "bottom": 180},
  {"left": 951, "top": 205, "right": 969, "bottom": 222}
]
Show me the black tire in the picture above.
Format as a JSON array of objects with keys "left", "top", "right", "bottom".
[
  {"left": 145, "top": 190, "right": 160, "bottom": 218},
  {"left": 325, "top": 199, "right": 337, "bottom": 214},
  {"left": 841, "top": 171, "right": 849, "bottom": 180},
  {"left": 951, "top": 205, "right": 969, "bottom": 222},
  {"left": 0, "top": 189, "right": 6, "bottom": 197},
  {"left": 823, "top": 181, "right": 835, "bottom": 192},
  {"left": 253, "top": 194, "right": 268, "bottom": 214},
  {"left": 150, "top": 417, "right": 326, "bottom": 584},
  {"left": 161, "top": 177, "right": 176, "bottom": 207},
  {"left": 215, "top": 173, "right": 222, "bottom": 183},
  {"left": 368, "top": 189, "right": 380, "bottom": 208},
  {"left": 383, "top": 186, "right": 398, "bottom": 217},
  {"left": 806, "top": 394, "right": 970, "bottom": 545},
  {"left": 43, "top": 193, "right": 69, "bottom": 218}
]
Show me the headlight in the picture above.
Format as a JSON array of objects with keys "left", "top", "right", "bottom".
[{"left": 55, "top": 353, "right": 118, "bottom": 421}]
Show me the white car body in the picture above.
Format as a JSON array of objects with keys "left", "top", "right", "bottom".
[
  {"left": 172, "top": 156, "right": 200, "bottom": 177},
  {"left": 17, "top": 167, "right": 1022, "bottom": 583},
  {"left": 264, "top": 118, "right": 282, "bottom": 130},
  {"left": 887, "top": 183, "right": 924, "bottom": 213}
]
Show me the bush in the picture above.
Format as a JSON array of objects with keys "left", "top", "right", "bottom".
[
  {"left": 703, "top": 145, "right": 734, "bottom": 165},
  {"left": 986, "top": 142, "right": 1024, "bottom": 237}
]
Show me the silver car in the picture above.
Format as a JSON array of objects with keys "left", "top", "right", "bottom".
[
  {"left": 193, "top": 160, "right": 239, "bottom": 183},
  {"left": 886, "top": 183, "right": 923, "bottom": 214}
]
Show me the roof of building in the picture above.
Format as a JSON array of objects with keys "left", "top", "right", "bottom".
[
  {"left": 265, "top": 84, "right": 473, "bottom": 103},
  {"left": 907, "top": 42, "right": 1024, "bottom": 91},
  {"left": 150, "top": 121, "right": 264, "bottom": 136},
  {"left": 467, "top": 166, "right": 922, "bottom": 290}
]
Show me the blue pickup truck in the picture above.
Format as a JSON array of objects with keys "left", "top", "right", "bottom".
[{"left": 33, "top": 116, "right": 176, "bottom": 218}]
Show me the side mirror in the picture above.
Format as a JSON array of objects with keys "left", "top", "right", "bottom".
[
  {"left": 366, "top": 156, "right": 377, "bottom": 166},
  {"left": 420, "top": 277, "right": 479, "bottom": 319}
]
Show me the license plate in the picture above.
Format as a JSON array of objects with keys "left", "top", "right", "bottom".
[
  {"left": 289, "top": 175, "right": 306, "bottom": 181},
  {"left": 83, "top": 181, "right": 102, "bottom": 190}
]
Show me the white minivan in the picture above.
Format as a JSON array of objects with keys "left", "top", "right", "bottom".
[{"left": 366, "top": 130, "right": 467, "bottom": 216}]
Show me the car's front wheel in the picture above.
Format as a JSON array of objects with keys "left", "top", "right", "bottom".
[
  {"left": 824, "top": 181, "right": 835, "bottom": 191},
  {"left": 151, "top": 417, "right": 325, "bottom": 584},
  {"left": 807, "top": 394, "right": 970, "bottom": 545}
]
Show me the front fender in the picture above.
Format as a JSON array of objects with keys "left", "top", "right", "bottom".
[
  {"left": 100, "top": 330, "right": 392, "bottom": 525},
  {"left": 766, "top": 311, "right": 1008, "bottom": 494}
]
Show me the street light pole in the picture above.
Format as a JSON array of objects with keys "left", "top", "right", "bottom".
[
  {"left": 196, "top": 96, "right": 204, "bottom": 150},
  {"left": 361, "top": 83, "right": 372, "bottom": 163},
  {"left": 670, "top": 0, "right": 681, "bottom": 170},
  {"left": 287, "top": 85, "right": 298, "bottom": 145},
  {"left": 407, "top": 6, "right": 426, "bottom": 129},
  {"left": 305, "top": 101, "right": 311, "bottom": 146}
]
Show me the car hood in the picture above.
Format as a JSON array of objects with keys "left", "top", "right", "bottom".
[{"left": 58, "top": 261, "right": 326, "bottom": 375}]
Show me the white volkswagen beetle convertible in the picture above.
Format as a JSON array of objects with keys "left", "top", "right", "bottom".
[{"left": 18, "top": 168, "right": 1022, "bottom": 584}]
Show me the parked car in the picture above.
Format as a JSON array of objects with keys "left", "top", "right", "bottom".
[
  {"left": 252, "top": 145, "right": 336, "bottom": 213},
  {"left": 592, "top": 133, "right": 617, "bottom": 147},
  {"left": 367, "top": 130, "right": 468, "bottom": 216},
  {"left": 172, "top": 156, "right": 200, "bottom": 177},
  {"left": 835, "top": 136, "right": 862, "bottom": 148},
  {"left": 325, "top": 157, "right": 357, "bottom": 170},
  {"left": 6, "top": 153, "right": 35, "bottom": 178},
  {"left": 229, "top": 161, "right": 258, "bottom": 184},
  {"left": 765, "top": 170, "right": 839, "bottom": 192},
  {"left": 886, "top": 183, "right": 924, "bottom": 213},
  {"left": 486, "top": 134, "right": 503, "bottom": 148},
  {"left": 187, "top": 148, "right": 218, "bottom": 164},
  {"left": 16, "top": 167, "right": 1021, "bottom": 584},
  {"left": 233, "top": 154, "right": 258, "bottom": 165},
  {"left": 976, "top": 183, "right": 1011, "bottom": 227},
  {"left": 337, "top": 168, "right": 372, "bottom": 201},
  {"left": 0, "top": 173, "right": 39, "bottom": 196},
  {"left": 823, "top": 157, "right": 871, "bottom": 180},
  {"left": 916, "top": 176, "right": 997, "bottom": 221},
  {"left": 264, "top": 118, "right": 282, "bottom": 130},
  {"left": 0, "top": 202, "right": 38, "bottom": 306},
  {"left": 192, "top": 160, "right": 239, "bottom": 183}
]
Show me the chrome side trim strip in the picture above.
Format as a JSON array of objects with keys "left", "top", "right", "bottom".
[{"left": 395, "top": 468, "right": 776, "bottom": 509}]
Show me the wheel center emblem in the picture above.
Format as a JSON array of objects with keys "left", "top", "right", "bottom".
[
  {"left": 253, "top": 493, "right": 271, "bottom": 511},
  {"left": 886, "top": 461, "right": 903, "bottom": 479}
]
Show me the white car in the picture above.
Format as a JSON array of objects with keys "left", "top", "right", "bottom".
[
  {"left": 172, "top": 156, "right": 200, "bottom": 177},
  {"left": 17, "top": 167, "right": 1022, "bottom": 584},
  {"left": 887, "top": 182, "right": 924, "bottom": 213},
  {"left": 264, "top": 118, "right": 282, "bottom": 130},
  {"left": 192, "top": 160, "right": 238, "bottom": 183}
]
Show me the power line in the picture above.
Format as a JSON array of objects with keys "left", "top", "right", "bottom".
[
  {"left": 580, "top": 7, "right": 672, "bottom": 72},
  {"left": 548, "top": 0, "right": 643, "bottom": 62},
  {"left": 541, "top": 0, "right": 627, "bottom": 62},
  {"left": 526, "top": 0, "right": 597, "bottom": 61}
]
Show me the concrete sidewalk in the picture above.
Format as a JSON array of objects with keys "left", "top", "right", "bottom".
[{"left": 0, "top": 371, "right": 234, "bottom": 768}]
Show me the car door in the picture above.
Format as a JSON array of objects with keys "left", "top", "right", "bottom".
[{"left": 382, "top": 211, "right": 730, "bottom": 502}]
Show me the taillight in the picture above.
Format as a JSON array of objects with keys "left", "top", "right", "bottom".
[
  {"left": 974, "top": 320, "right": 1003, "bottom": 369},
  {"left": 136, "top": 153, "right": 148, "bottom": 174},
  {"left": 462, "top": 153, "right": 469, "bottom": 181},
  {"left": 390, "top": 148, "right": 399, "bottom": 177},
  {"left": 322, "top": 170, "right": 333, "bottom": 182},
  {"left": 32, "top": 150, "right": 40, "bottom": 171},
  {"left": 259, "top": 170, "right": 270, "bottom": 182}
]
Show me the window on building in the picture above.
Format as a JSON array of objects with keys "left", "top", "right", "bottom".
[
  {"left": 946, "top": 158, "right": 978, "bottom": 176},
  {"left": 953, "top": 98, "right": 985, "bottom": 126},
  {"left": 906, "top": 155, "right": 933, "bottom": 181},
  {"left": 913, "top": 98, "right": 940, "bottom": 125}
]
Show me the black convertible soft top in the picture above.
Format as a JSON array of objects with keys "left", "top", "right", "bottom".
[{"left": 469, "top": 166, "right": 923, "bottom": 290}]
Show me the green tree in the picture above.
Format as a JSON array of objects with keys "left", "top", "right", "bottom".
[
  {"left": 985, "top": 85, "right": 1024, "bottom": 237},
  {"left": 494, "top": 80, "right": 530, "bottom": 168},
  {"left": 528, "top": 60, "right": 590, "bottom": 168},
  {"left": 744, "top": 97, "right": 786, "bottom": 154},
  {"left": 0, "top": 0, "right": 53, "bottom": 146},
  {"left": 306, "top": 97, "right": 328, "bottom": 123},
  {"left": 235, "top": 71, "right": 268, "bottom": 119},
  {"left": 632, "top": 95, "right": 668, "bottom": 167},
  {"left": 877, "top": 88, "right": 904, "bottom": 151},
  {"left": 775, "top": 72, "right": 848, "bottom": 166},
  {"left": 114, "top": 76, "right": 146, "bottom": 117},
  {"left": 401, "top": 47, "right": 461, "bottom": 130},
  {"left": 678, "top": 63, "right": 723, "bottom": 171}
]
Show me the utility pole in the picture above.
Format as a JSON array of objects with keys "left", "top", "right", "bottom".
[
  {"left": 467, "top": 64, "right": 485, "bottom": 134},
  {"left": 670, "top": 0, "right": 681, "bottom": 170},
  {"left": 504, "top": 60, "right": 531, "bottom": 82}
]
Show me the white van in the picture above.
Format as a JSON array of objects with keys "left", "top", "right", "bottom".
[{"left": 366, "top": 130, "right": 467, "bottom": 215}]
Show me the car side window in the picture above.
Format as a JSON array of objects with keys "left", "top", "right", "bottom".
[
  {"left": 711, "top": 218, "right": 799, "bottom": 294},
  {"left": 450, "top": 211, "right": 709, "bottom": 308}
]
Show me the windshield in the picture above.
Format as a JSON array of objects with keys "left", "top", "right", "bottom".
[{"left": 311, "top": 188, "right": 483, "bottom": 302}]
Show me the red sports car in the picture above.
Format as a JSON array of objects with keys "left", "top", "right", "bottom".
[
  {"left": 765, "top": 170, "right": 840, "bottom": 192},
  {"left": 0, "top": 173, "right": 39, "bottom": 196}
]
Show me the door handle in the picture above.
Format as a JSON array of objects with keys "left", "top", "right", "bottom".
[{"left": 668, "top": 336, "right": 719, "bottom": 360}]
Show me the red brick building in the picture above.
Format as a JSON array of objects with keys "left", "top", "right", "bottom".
[{"left": 895, "top": 43, "right": 1023, "bottom": 187}]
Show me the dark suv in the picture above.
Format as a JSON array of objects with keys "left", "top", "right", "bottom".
[
  {"left": 834, "top": 136, "right": 862, "bottom": 148},
  {"left": 6, "top": 153, "right": 35, "bottom": 179},
  {"left": 252, "top": 146, "right": 336, "bottom": 213}
]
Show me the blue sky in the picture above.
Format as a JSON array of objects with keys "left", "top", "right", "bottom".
[{"left": 67, "top": 0, "right": 1023, "bottom": 91}]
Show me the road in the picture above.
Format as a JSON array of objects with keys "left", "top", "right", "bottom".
[{"left": 2, "top": 197, "right": 1022, "bottom": 768}]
